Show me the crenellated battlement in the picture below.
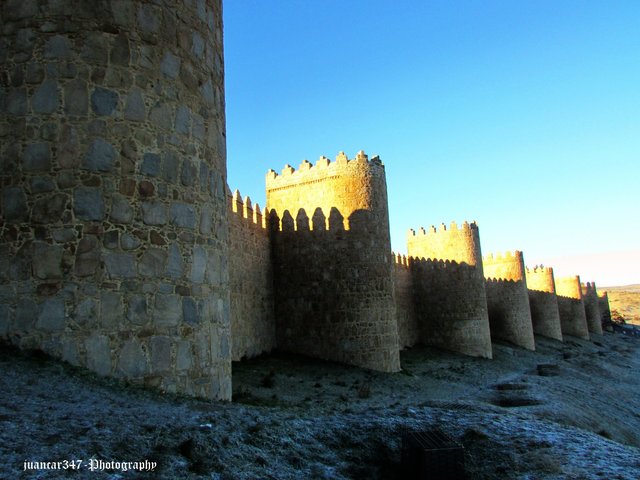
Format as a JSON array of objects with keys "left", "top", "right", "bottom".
[
  {"left": 483, "top": 250, "right": 523, "bottom": 264},
  {"left": 526, "top": 265, "right": 554, "bottom": 275},
  {"left": 392, "top": 252, "right": 410, "bottom": 268},
  {"left": 407, "top": 220, "right": 478, "bottom": 238},
  {"left": 266, "top": 150, "right": 385, "bottom": 191},
  {"left": 229, "top": 189, "right": 269, "bottom": 230}
]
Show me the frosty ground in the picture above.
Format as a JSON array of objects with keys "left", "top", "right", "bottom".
[{"left": 1, "top": 332, "right": 639, "bottom": 479}]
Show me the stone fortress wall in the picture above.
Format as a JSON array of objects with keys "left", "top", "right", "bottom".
[
  {"left": 404, "top": 222, "right": 493, "bottom": 358},
  {"left": 525, "top": 266, "right": 563, "bottom": 341},
  {"left": 598, "top": 291, "right": 612, "bottom": 327},
  {"left": 0, "top": 0, "right": 613, "bottom": 399},
  {"left": 556, "top": 276, "right": 590, "bottom": 340},
  {"left": 581, "top": 282, "right": 603, "bottom": 335},
  {"left": 228, "top": 190, "right": 274, "bottom": 361},
  {"left": 0, "top": 0, "right": 231, "bottom": 399},
  {"left": 264, "top": 151, "right": 400, "bottom": 372},
  {"left": 392, "top": 253, "right": 419, "bottom": 348},
  {"left": 483, "top": 251, "right": 535, "bottom": 350}
]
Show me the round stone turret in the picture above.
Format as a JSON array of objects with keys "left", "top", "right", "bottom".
[{"left": 0, "top": 0, "right": 230, "bottom": 399}]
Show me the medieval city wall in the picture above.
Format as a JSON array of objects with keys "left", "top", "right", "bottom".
[
  {"left": 265, "top": 152, "right": 401, "bottom": 372},
  {"left": 228, "top": 191, "right": 275, "bottom": 361},
  {"left": 406, "top": 222, "right": 492, "bottom": 359},
  {"left": 392, "top": 253, "right": 419, "bottom": 348},
  {"left": 598, "top": 291, "right": 612, "bottom": 329},
  {"left": 0, "top": 0, "right": 230, "bottom": 399},
  {"left": 581, "top": 282, "right": 603, "bottom": 335},
  {"left": 483, "top": 251, "right": 535, "bottom": 350},
  {"left": 556, "top": 276, "right": 590, "bottom": 340},
  {"left": 525, "top": 266, "right": 563, "bottom": 341}
]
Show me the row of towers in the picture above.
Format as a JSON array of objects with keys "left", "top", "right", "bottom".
[
  {"left": 229, "top": 151, "right": 612, "bottom": 373},
  {"left": 0, "top": 0, "right": 612, "bottom": 400},
  {"left": 398, "top": 226, "right": 607, "bottom": 359}
]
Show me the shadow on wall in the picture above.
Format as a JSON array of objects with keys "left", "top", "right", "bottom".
[
  {"left": 407, "top": 257, "right": 492, "bottom": 359},
  {"left": 484, "top": 277, "right": 535, "bottom": 351},
  {"left": 266, "top": 206, "right": 401, "bottom": 373},
  {"left": 527, "top": 289, "right": 563, "bottom": 341}
]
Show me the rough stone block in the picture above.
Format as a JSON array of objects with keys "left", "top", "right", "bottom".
[
  {"left": 74, "top": 186, "right": 105, "bottom": 221},
  {"left": 100, "top": 291, "right": 123, "bottom": 328},
  {"left": 124, "top": 88, "right": 145, "bottom": 121},
  {"left": 150, "top": 336, "right": 171, "bottom": 373},
  {"left": 7, "top": 88, "right": 27, "bottom": 115},
  {"left": 170, "top": 203, "right": 196, "bottom": 229},
  {"left": 91, "top": 87, "right": 119, "bottom": 116},
  {"left": 2, "top": 187, "right": 28, "bottom": 223},
  {"left": 36, "top": 297, "right": 65, "bottom": 331},
  {"left": 139, "top": 248, "right": 167, "bottom": 277},
  {"left": 161, "top": 52, "right": 180, "bottom": 78},
  {"left": 64, "top": 79, "right": 88, "bottom": 115},
  {"left": 175, "top": 105, "right": 191, "bottom": 135},
  {"left": 43, "top": 35, "right": 71, "bottom": 59},
  {"left": 153, "top": 294, "right": 181, "bottom": 327},
  {"left": 161, "top": 151, "right": 179, "bottom": 183},
  {"left": 83, "top": 138, "right": 116, "bottom": 172},
  {"left": 142, "top": 201, "right": 167, "bottom": 225},
  {"left": 183, "top": 297, "right": 199, "bottom": 325},
  {"left": 31, "top": 193, "right": 67, "bottom": 224},
  {"left": 104, "top": 252, "right": 136, "bottom": 278},
  {"left": 74, "top": 298, "right": 97, "bottom": 326},
  {"left": 23, "top": 143, "right": 51, "bottom": 171},
  {"left": 199, "top": 204, "right": 213, "bottom": 235},
  {"left": 149, "top": 102, "right": 172, "bottom": 130},
  {"left": 176, "top": 340, "right": 192, "bottom": 371},
  {"left": 52, "top": 228, "right": 76, "bottom": 243},
  {"left": 191, "top": 32, "right": 205, "bottom": 59},
  {"left": 166, "top": 243, "right": 184, "bottom": 279},
  {"left": 121, "top": 233, "right": 141, "bottom": 250},
  {"left": 73, "top": 250, "right": 97, "bottom": 276},
  {"left": 181, "top": 158, "right": 197, "bottom": 186},
  {"left": 32, "top": 242, "right": 63, "bottom": 279},
  {"left": 141, "top": 153, "right": 160, "bottom": 176},
  {"left": 111, "top": 33, "right": 130, "bottom": 66},
  {"left": 127, "top": 295, "right": 148, "bottom": 325},
  {"left": 190, "top": 245, "right": 207, "bottom": 284},
  {"left": 137, "top": 4, "right": 161, "bottom": 36},
  {"left": 32, "top": 79, "right": 59, "bottom": 114},
  {"left": 30, "top": 176, "right": 56, "bottom": 193},
  {"left": 110, "top": 193, "right": 133, "bottom": 224},
  {"left": 85, "top": 334, "right": 111, "bottom": 376},
  {"left": 81, "top": 32, "right": 108, "bottom": 65},
  {"left": 117, "top": 339, "right": 148, "bottom": 378},
  {"left": 104, "top": 230, "right": 119, "bottom": 249}
]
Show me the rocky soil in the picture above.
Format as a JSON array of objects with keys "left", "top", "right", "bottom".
[{"left": 1, "top": 332, "right": 639, "bottom": 479}]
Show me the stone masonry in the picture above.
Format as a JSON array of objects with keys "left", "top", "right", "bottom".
[
  {"left": 405, "top": 222, "right": 493, "bottom": 359},
  {"left": 581, "top": 282, "right": 603, "bottom": 335},
  {"left": 0, "top": 0, "right": 230, "bottom": 399},
  {"left": 556, "top": 276, "right": 590, "bottom": 341},
  {"left": 483, "top": 251, "right": 536, "bottom": 351},
  {"left": 265, "top": 151, "right": 401, "bottom": 372},
  {"left": 228, "top": 190, "right": 274, "bottom": 361},
  {"left": 525, "top": 266, "right": 563, "bottom": 341}
]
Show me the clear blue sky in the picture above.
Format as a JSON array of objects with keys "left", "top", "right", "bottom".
[{"left": 223, "top": 1, "right": 640, "bottom": 285}]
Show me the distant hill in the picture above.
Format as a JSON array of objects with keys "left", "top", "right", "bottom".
[{"left": 602, "top": 284, "right": 640, "bottom": 325}]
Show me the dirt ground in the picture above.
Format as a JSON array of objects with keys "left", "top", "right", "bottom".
[
  {"left": 1, "top": 331, "right": 639, "bottom": 479},
  {"left": 605, "top": 285, "right": 640, "bottom": 325}
]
